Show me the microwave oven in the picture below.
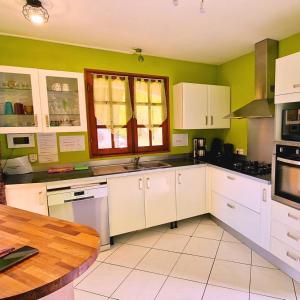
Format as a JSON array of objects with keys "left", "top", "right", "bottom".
[{"left": 282, "top": 109, "right": 300, "bottom": 141}]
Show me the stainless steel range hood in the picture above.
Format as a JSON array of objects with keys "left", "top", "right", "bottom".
[{"left": 225, "top": 39, "right": 278, "bottom": 119}]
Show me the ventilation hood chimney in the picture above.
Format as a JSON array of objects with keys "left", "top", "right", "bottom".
[{"left": 225, "top": 39, "right": 278, "bottom": 119}]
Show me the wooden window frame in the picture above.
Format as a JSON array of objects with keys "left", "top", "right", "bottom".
[{"left": 85, "top": 69, "right": 170, "bottom": 157}]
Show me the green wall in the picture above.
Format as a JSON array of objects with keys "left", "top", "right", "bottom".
[
  {"left": 217, "top": 32, "right": 300, "bottom": 153},
  {"left": 0, "top": 35, "right": 224, "bottom": 165}
]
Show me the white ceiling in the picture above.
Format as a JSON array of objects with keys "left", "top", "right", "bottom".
[{"left": 1, "top": 0, "right": 300, "bottom": 64}]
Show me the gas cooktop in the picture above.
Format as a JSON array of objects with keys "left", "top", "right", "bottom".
[{"left": 232, "top": 160, "right": 272, "bottom": 176}]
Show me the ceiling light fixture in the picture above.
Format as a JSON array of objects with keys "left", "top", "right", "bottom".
[
  {"left": 22, "top": 0, "right": 49, "bottom": 25},
  {"left": 133, "top": 48, "right": 144, "bottom": 63}
]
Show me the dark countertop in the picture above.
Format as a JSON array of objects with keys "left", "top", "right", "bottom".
[{"left": 3, "top": 157, "right": 271, "bottom": 185}]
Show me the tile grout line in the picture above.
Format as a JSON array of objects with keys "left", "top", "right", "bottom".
[
  {"left": 249, "top": 250, "right": 253, "bottom": 300},
  {"left": 200, "top": 227, "right": 225, "bottom": 300},
  {"left": 292, "top": 279, "right": 298, "bottom": 300}
]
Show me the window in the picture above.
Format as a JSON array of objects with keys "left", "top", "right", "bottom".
[{"left": 85, "top": 70, "right": 169, "bottom": 156}]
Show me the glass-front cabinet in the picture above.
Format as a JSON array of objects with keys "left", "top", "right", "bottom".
[
  {"left": 39, "top": 70, "right": 87, "bottom": 132},
  {"left": 0, "top": 66, "right": 41, "bottom": 133},
  {"left": 0, "top": 66, "right": 87, "bottom": 133}
]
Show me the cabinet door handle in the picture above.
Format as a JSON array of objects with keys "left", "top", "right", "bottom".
[
  {"left": 286, "top": 251, "right": 299, "bottom": 261},
  {"left": 38, "top": 191, "right": 45, "bottom": 205},
  {"left": 178, "top": 173, "right": 182, "bottom": 184},
  {"left": 293, "top": 84, "right": 300, "bottom": 89},
  {"left": 146, "top": 178, "right": 150, "bottom": 189},
  {"left": 288, "top": 213, "right": 299, "bottom": 221},
  {"left": 138, "top": 178, "right": 143, "bottom": 190},
  {"left": 211, "top": 116, "right": 213, "bottom": 125},
  {"left": 227, "top": 203, "right": 235, "bottom": 209},
  {"left": 262, "top": 188, "right": 267, "bottom": 202},
  {"left": 287, "top": 232, "right": 300, "bottom": 242},
  {"left": 227, "top": 175, "right": 235, "bottom": 180},
  {"left": 45, "top": 115, "right": 49, "bottom": 126},
  {"left": 205, "top": 116, "right": 208, "bottom": 126}
]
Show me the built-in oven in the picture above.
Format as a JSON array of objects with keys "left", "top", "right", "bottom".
[
  {"left": 272, "top": 144, "right": 300, "bottom": 210},
  {"left": 282, "top": 109, "right": 300, "bottom": 141}
]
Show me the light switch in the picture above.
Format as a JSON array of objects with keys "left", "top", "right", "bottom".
[{"left": 172, "top": 134, "right": 189, "bottom": 147}]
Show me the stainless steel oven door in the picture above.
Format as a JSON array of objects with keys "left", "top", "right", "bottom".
[{"left": 272, "top": 155, "right": 300, "bottom": 210}]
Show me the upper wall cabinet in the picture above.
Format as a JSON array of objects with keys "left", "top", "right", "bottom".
[
  {"left": 275, "top": 52, "right": 300, "bottom": 104},
  {"left": 173, "top": 83, "right": 230, "bottom": 129},
  {"left": 0, "top": 65, "right": 87, "bottom": 133}
]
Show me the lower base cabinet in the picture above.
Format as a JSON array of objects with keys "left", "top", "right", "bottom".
[
  {"left": 144, "top": 170, "right": 176, "bottom": 227},
  {"left": 108, "top": 175, "right": 145, "bottom": 236},
  {"left": 5, "top": 183, "right": 48, "bottom": 216}
]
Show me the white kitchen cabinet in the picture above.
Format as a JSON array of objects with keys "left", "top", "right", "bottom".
[
  {"left": 108, "top": 175, "right": 145, "bottom": 236},
  {"left": 275, "top": 52, "right": 300, "bottom": 103},
  {"left": 38, "top": 69, "right": 87, "bottom": 132},
  {"left": 173, "top": 83, "right": 230, "bottom": 129},
  {"left": 144, "top": 170, "right": 176, "bottom": 227},
  {"left": 176, "top": 166, "right": 206, "bottom": 220},
  {"left": 5, "top": 183, "right": 48, "bottom": 215},
  {"left": 0, "top": 65, "right": 87, "bottom": 133},
  {"left": 0, "top": 65, "right": 42, "bottom": 133}
]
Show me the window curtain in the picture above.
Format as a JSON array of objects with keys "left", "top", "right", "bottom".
[{"left": 93, "top": 75, "right": 132, "bottom": 133}]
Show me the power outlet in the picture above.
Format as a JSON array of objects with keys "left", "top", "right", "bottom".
[{"left": 28, "top": 153, "right": 38, "bottom": 163}]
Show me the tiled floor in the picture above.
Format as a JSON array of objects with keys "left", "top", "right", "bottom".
[{"left": 74, "top": 215, "right": 300, "bottom": 300}]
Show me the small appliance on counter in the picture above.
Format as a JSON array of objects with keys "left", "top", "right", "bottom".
[
  {"left": 193, "top": 138, "right": 206, "bottom": 158},
  {"left": 2, "top": 156, "right": 33, "bottom": 175},
  {"left": 282, "top": 109, "right": 300, "bottom": 141},
  {"left": 208, "top": 138, "right": 224, "bottom": 162}
]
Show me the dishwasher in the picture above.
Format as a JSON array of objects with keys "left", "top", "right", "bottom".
[{"left": 47, "top": 180, "right": 110, "bottom": 250}]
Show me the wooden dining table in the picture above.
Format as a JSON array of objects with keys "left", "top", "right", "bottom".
[{"left": 0, "top": 204, "right": 100, "bottom": 300}]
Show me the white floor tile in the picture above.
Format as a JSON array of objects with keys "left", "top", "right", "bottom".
[
  {"left": 250, "top": 266, "right": 296, "bottom": 300},
  {"left": 216, "top": 241, "right": 251, "bottom": 264},
  {"left": 136, "top": 249, "right": 179, "bottom": 275},
  {"left": 104, "top": 244, "right": 149, "bottom": 268},
  {"left": 114, "top": 232, "right": 136, "bottom": 243},
  {"left": 156, "top": 277, "right": 205, "bottom": 300},
  {"left": 222, "top": 231, "right": 242, "bottom": 243},
  {"left": 199, "top": 216, "right": 219, "bottom": 226},
  {"left": 96, "top": 244, "right": 121, "bottom": 262},
  {"left": 127, "top": 230, "right": 163, "bottom": 247},
  {"left": 112, "top": 270, "right": 166, "bottom": 300},
  {"left": 251, "top": 252, "right": 276, "bottom": 269},
  {"left": 208, "top": 260, "right": 251, "bottom": 292},
  {"left": 165, "top": 220, "right": 199, "bottom": 236},
  {"left": 250, "top": 293, "right": 280, "bottom": 300},
  {"left": 294, "top": 280, "right": 300, "bottom": 298},
  {"left": 74, "top": 289, "right": 108, "bottom": 300},
  {"left": 73, "top": 261, "right": 101, "bottom": 286},
  {"left": 193, "top": 223, "right": 223, "bottom": 240},
  {"left": 77, "top": 263, "right": 131, "bottom": 297},
  {"left": 153, "top": 233, "right": 190, "bottom": 253},
  {"left": 203, "top": 284, "right": 249, "bottom": 300},
  {"left": 184, "top": 237, "right": 219, "bottom": 258},
  {"left": 170, "top": 254, "right": 213, "bottom": 283}
]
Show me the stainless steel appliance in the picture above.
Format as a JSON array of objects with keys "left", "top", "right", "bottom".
[
  {"left": 272, "top": 144, "right": 300, "bottom": 210},
  {"left": 193, "top": 138, "right": 206, "bottom": 158},
  {"left": 282, "top": 109, "right": 300, "bottom": 141},
  {"left": 47, "top": 181, "right": 110, "bottom": 249}
]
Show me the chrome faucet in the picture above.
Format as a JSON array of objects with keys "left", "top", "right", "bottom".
[{"left": 133, "top": 156, "right": 141, "bottom": 168}]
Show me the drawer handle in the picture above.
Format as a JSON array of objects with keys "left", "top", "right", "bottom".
[
  {"left": 293, "top": 84, "right": 300, "bottom": 89},
  {"left": 146, "top": 178, "right": 150, "bottom": 189},
  {"left": 287, "top": 232, "right": 300, "bottom": 242},
  {"left": 227, "top": 176, "right": 235, "bottom": 180},
  {"left": 262, "top": 188, "right": 267, "bottom": 202},
  {"left": 288, "top": 213, "right": 299, "bottom": 221},
  {"left": 286, "top": 251, "right": 299, "bottom": 262},
  {"left": 178, "top": 173, "right": 182, "bottom": 185},
  {"left": 227, "top": 203, "right": 235, "bottom": 209}
]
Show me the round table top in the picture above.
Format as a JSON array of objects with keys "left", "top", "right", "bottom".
[{"left": 0, "top": 204, "right": 100, "bottom": 300}]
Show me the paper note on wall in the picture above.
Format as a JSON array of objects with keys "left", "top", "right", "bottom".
[
  {"left": 59, "top": 135, "right": 85, "bottom": 152},
  {"left": 37, "top": 133, "right": 58, "bottom": 163}
]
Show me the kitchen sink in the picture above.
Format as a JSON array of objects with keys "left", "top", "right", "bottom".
[{"left": 123, "top": 161, "right": 171, "bottom": 171}]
